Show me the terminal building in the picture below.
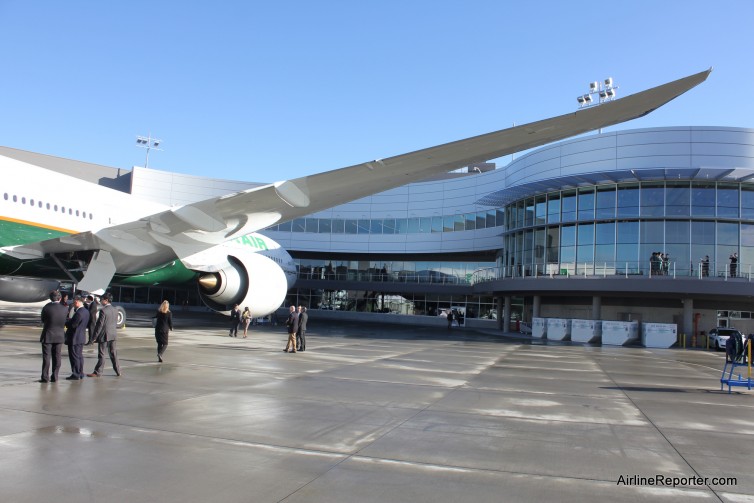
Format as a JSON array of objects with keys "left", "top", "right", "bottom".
[{"left": 3, "top": 125, "right": 754, "bottom": 339}]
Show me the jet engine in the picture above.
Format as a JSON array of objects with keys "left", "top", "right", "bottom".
[
  {"left": 0, "top": 276, "right": 60, "bottom": 303},
  {"left": 193, "top": 251, "right": 288, "bottom": 317}
]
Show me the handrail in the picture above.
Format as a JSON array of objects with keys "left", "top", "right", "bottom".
[{"left": 470, "top": 260, "right": 754, "bottom": 285}]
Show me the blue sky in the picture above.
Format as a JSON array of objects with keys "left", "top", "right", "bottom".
[{"left": 1, "top": 1, "right": 752, "bottom": 182}]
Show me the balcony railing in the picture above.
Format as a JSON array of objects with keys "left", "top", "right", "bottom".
[
  {"left": 471, "top": 261, "right": 754, "bottom": 285},
  {"left": 297, "top": 270, "right": 471, "bottom": 285}
]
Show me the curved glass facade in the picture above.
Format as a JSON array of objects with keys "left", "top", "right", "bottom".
[
  {"left": 503, "top": 181, "right": 754, "bottom": 277},
  {"left": 266, "top": 208, "right": 505, "bottom": 235}
]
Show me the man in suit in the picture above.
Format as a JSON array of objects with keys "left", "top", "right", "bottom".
[
  {"left": 39, "top": 290, "right": 68, "bottom": 383},
  {"left": 284, "top": 305, "right": 298, "bottom": 353},
  {"left": 85, "top": 295, "right": 98, "bottom": 345},
  {"left": 64, "top": 295, "right": 90, "bottom": 380},
  {"left": 87, "top": 293, "right": 121, "bottom": 377},
  {"left": 296, "top": 306, "right": 308, "bottom": 352},
  {"left": 228, "top": 304, "right": 241, "bottom": 337}
]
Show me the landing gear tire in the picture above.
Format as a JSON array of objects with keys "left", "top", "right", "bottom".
[{"left": 115, "top": 306, "right": 127, "bottom": 329}]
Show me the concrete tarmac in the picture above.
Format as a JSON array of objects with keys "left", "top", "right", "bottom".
[{"left": 0, "top": 307, "right": 752, "bottom": 502}]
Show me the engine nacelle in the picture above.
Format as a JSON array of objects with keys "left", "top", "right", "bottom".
[
  {"left": 194, "top": 251, "right": 288, "bottom": 317},
  {"left": 0, "top": 276, "right": 60, "bottom": 302}
]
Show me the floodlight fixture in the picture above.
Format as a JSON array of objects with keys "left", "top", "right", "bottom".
[
  {"left": 590, "top": 81, "right": 599, "bottom": 92},
  {"left": 604, "top": 77, "right": 613, "bottom": 88},
  {"left": 577, "top": 95, "right": 585, "bottom": 105},
  {"left": 583, "top": 94, "right": 592, "bottom": 104},
  {"left": 135, "top": 134, "right": 163, "bottom": 169}
]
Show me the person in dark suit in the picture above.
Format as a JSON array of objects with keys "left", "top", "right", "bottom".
[
  {"left": 154, "top": 300, "right": 173, "bottom": 362},
  {"left": 284, "top": 305, "right": 298, "bottom": 353},
  {"left": 85, "top": 295, "right": 98, "bottom": 345},
  {"left": 64, "top": 295, "right": 90, "bottom": 380},
  {"left": 39, "top": 290, "right": 68, "bottom": 383},
  {"left": 296, "top": 306, "right": 307, "bottom": 352},
  {"left": 87, "top": 293, "right": 121, "bottom": 377},
  {"left": 229, "top": 304, "right": 241, "bottom": 337}
]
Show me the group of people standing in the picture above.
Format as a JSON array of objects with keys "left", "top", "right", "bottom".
[
  {"left": 649, "top": 252, "right": 670, "bottom": 276},
  {"left": 284, "top": 305, "right": 307, "bottom": 353},
  {"left": 39, "top": 290, "right": 120, "bottom": 383}
]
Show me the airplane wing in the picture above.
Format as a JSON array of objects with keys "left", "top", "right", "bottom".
[{"left": 4, "top": 68, "right": 711, "bottom": 278}]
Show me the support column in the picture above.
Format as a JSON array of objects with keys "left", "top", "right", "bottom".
[
  {"left": 503, "top": 296, "right": 512, "bottom": 333},
  {"left": 683, "top": 298, "right": 694, "bottom": 341},
  {"left": 592, "top": 296, "right": 602, "bottom": 320},
  {"left": 532, "top": 295, "right": 541, "bottom": 319},
  {"left": 496, "top": 296, "right": 503, "bottom": 330}
]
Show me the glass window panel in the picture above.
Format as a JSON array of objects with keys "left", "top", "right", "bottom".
[
  {"left": 742, "top": 186, "right": 754, "bottom": 219},
  {"left": 432, "top": 216, "right": 443, "bottom": 233},
  {"left": 370, "top": 219, "right": 383, "bottom": 234},
  {"left": 486, "top": 210, "right": 496, "bottom": 228},
  {"left": 577, "top": 223, "right": 594, "bottom": 263},
  {"left": 561, "top": 191, "right": 577, "bottom": 223},
  {"left": 408, "top": 217, "right": 420, "bottom": 233},
  {"left": 546, "top": 226, "right": 559, "bottom": 264},
  {"left": 358, "top": 219, "right": 370, "bottom": 234},
  {"left": 508, "top": 204, "right": 517, "bottom": 229},
  {"left": 396, "top": 218, "right": 408, "bottom": 234},
  {"left": 535, "top": 196, "right": 547, "bottom": 226},
  {"left": 496, "top": 208, "right": 504, "bottom": 226},
  {"left": 443, "top": 215, "right": 454, "bottom": 232},
  {"left": 278, "top": 221, "right": 292, "bottom": 232},
  {"left": 664, "top": 244, "right": 689, "bottom": 274},
  {"left": 596, "top": 186, "right": 616, "bottom": 219},
  {"left": 665, "top": 220, "right": 689, "bottom": 243},
  {"left": 665, "top": 183, "right": 690, "bottom": 216},
  {"left": 318, "top": 218, "right": 331, "bottom": 233},
  {"left": 419, "top": 217, "right": 431, "bottom": 233},
  {"left": 547, "top": 194, "right": 561, "bottom": 224},
  {"left": 525, "top": 198, "right": 535, "bottom": 227},
  {"left": 332, "top": 219, "right": 344, "bottom": 233},
  {"left": 617, "top": 184, "right": 640, "bottom": 218},
  {"left": 534, "top": 228, "right": 546, "bottom": 262},
  {"left": 595, "top": 222, "right": 615, "bottom": 245},
  {"left": 616, "top": 221, "right": 639, "bottom": 265},
  {"left": 465, "top": 213, "right": 476, "bottom": 230},
  {"left": 383, "top": 218, "right": 395, "bottom": 234},
  {"left": 595, "top": 243, "right": 615, "bottom": 263},
  {"left": 718, "top": 183, "right": 739, "bottom": 218},
  {"left": 305, "top": 218, "right": 318, "bottom": 233},
  {"left": 578, "top": 188, "right": 595, "bottom": 221},
  {"left": 454, "top": 214, "right": 464, "bottom": 231},
  {"left": 561, "top": 225, "right": 576, "bottom": 246},
  {"left": 292, "top": 218, "right": 305, "bottom": 232},
  {"left": 516, "top": 201, "right": 524, "bottom": 228},
  {"left": 691, "top": 182, "right": 715, "bottom": 216},
  {"left": 718, "top": 222, "right": 738, "bottom": 246},
  {"left": 691, "top": 221, "right": 715, "bottom": 244},
  {"left": 742, "top": 223, "right": 754, "bottom": 246},
  {"left": 476, "top": 211, "right": 486, "bottom": 229},
  {"left": 345, "top": 219, "right": 358, "bottom": 234},
  {"left": 640, "top": 183, "right": 665, "bottom": 217}
]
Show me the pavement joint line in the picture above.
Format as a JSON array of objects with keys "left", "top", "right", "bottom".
[{"left": 591, "top": 353, "right": 726, "bottom": 502}]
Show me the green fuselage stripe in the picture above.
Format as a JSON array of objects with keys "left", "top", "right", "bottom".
[{"left": 0, "top": 219, "right": 198, "bottom": 287}]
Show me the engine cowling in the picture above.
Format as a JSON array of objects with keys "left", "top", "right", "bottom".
[
  {"left": 194, "top": 251, "right": 288, "bottom": 317},
  {"left": 0, "top": 276, "right": 60, "bottom": 302}
]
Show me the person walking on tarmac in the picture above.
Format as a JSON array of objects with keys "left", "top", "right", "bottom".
[{"left": 87, "top": 293, "right": 122, "bottom": 377}]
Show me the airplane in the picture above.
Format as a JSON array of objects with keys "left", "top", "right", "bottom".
[{"left": 0, "top": 69, "right": 711, "bottom": 327}]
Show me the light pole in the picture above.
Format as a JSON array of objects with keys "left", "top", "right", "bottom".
[
  {"left": 135, "top": 134, "right": 162, "bottom": 169},
  {"left": 576, "top": 78, "right": 619, "bottom": 133}
]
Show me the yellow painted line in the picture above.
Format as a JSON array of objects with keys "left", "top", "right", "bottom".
[{"left": 0, "top": 215, "right": 77, "bottom": 235}]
